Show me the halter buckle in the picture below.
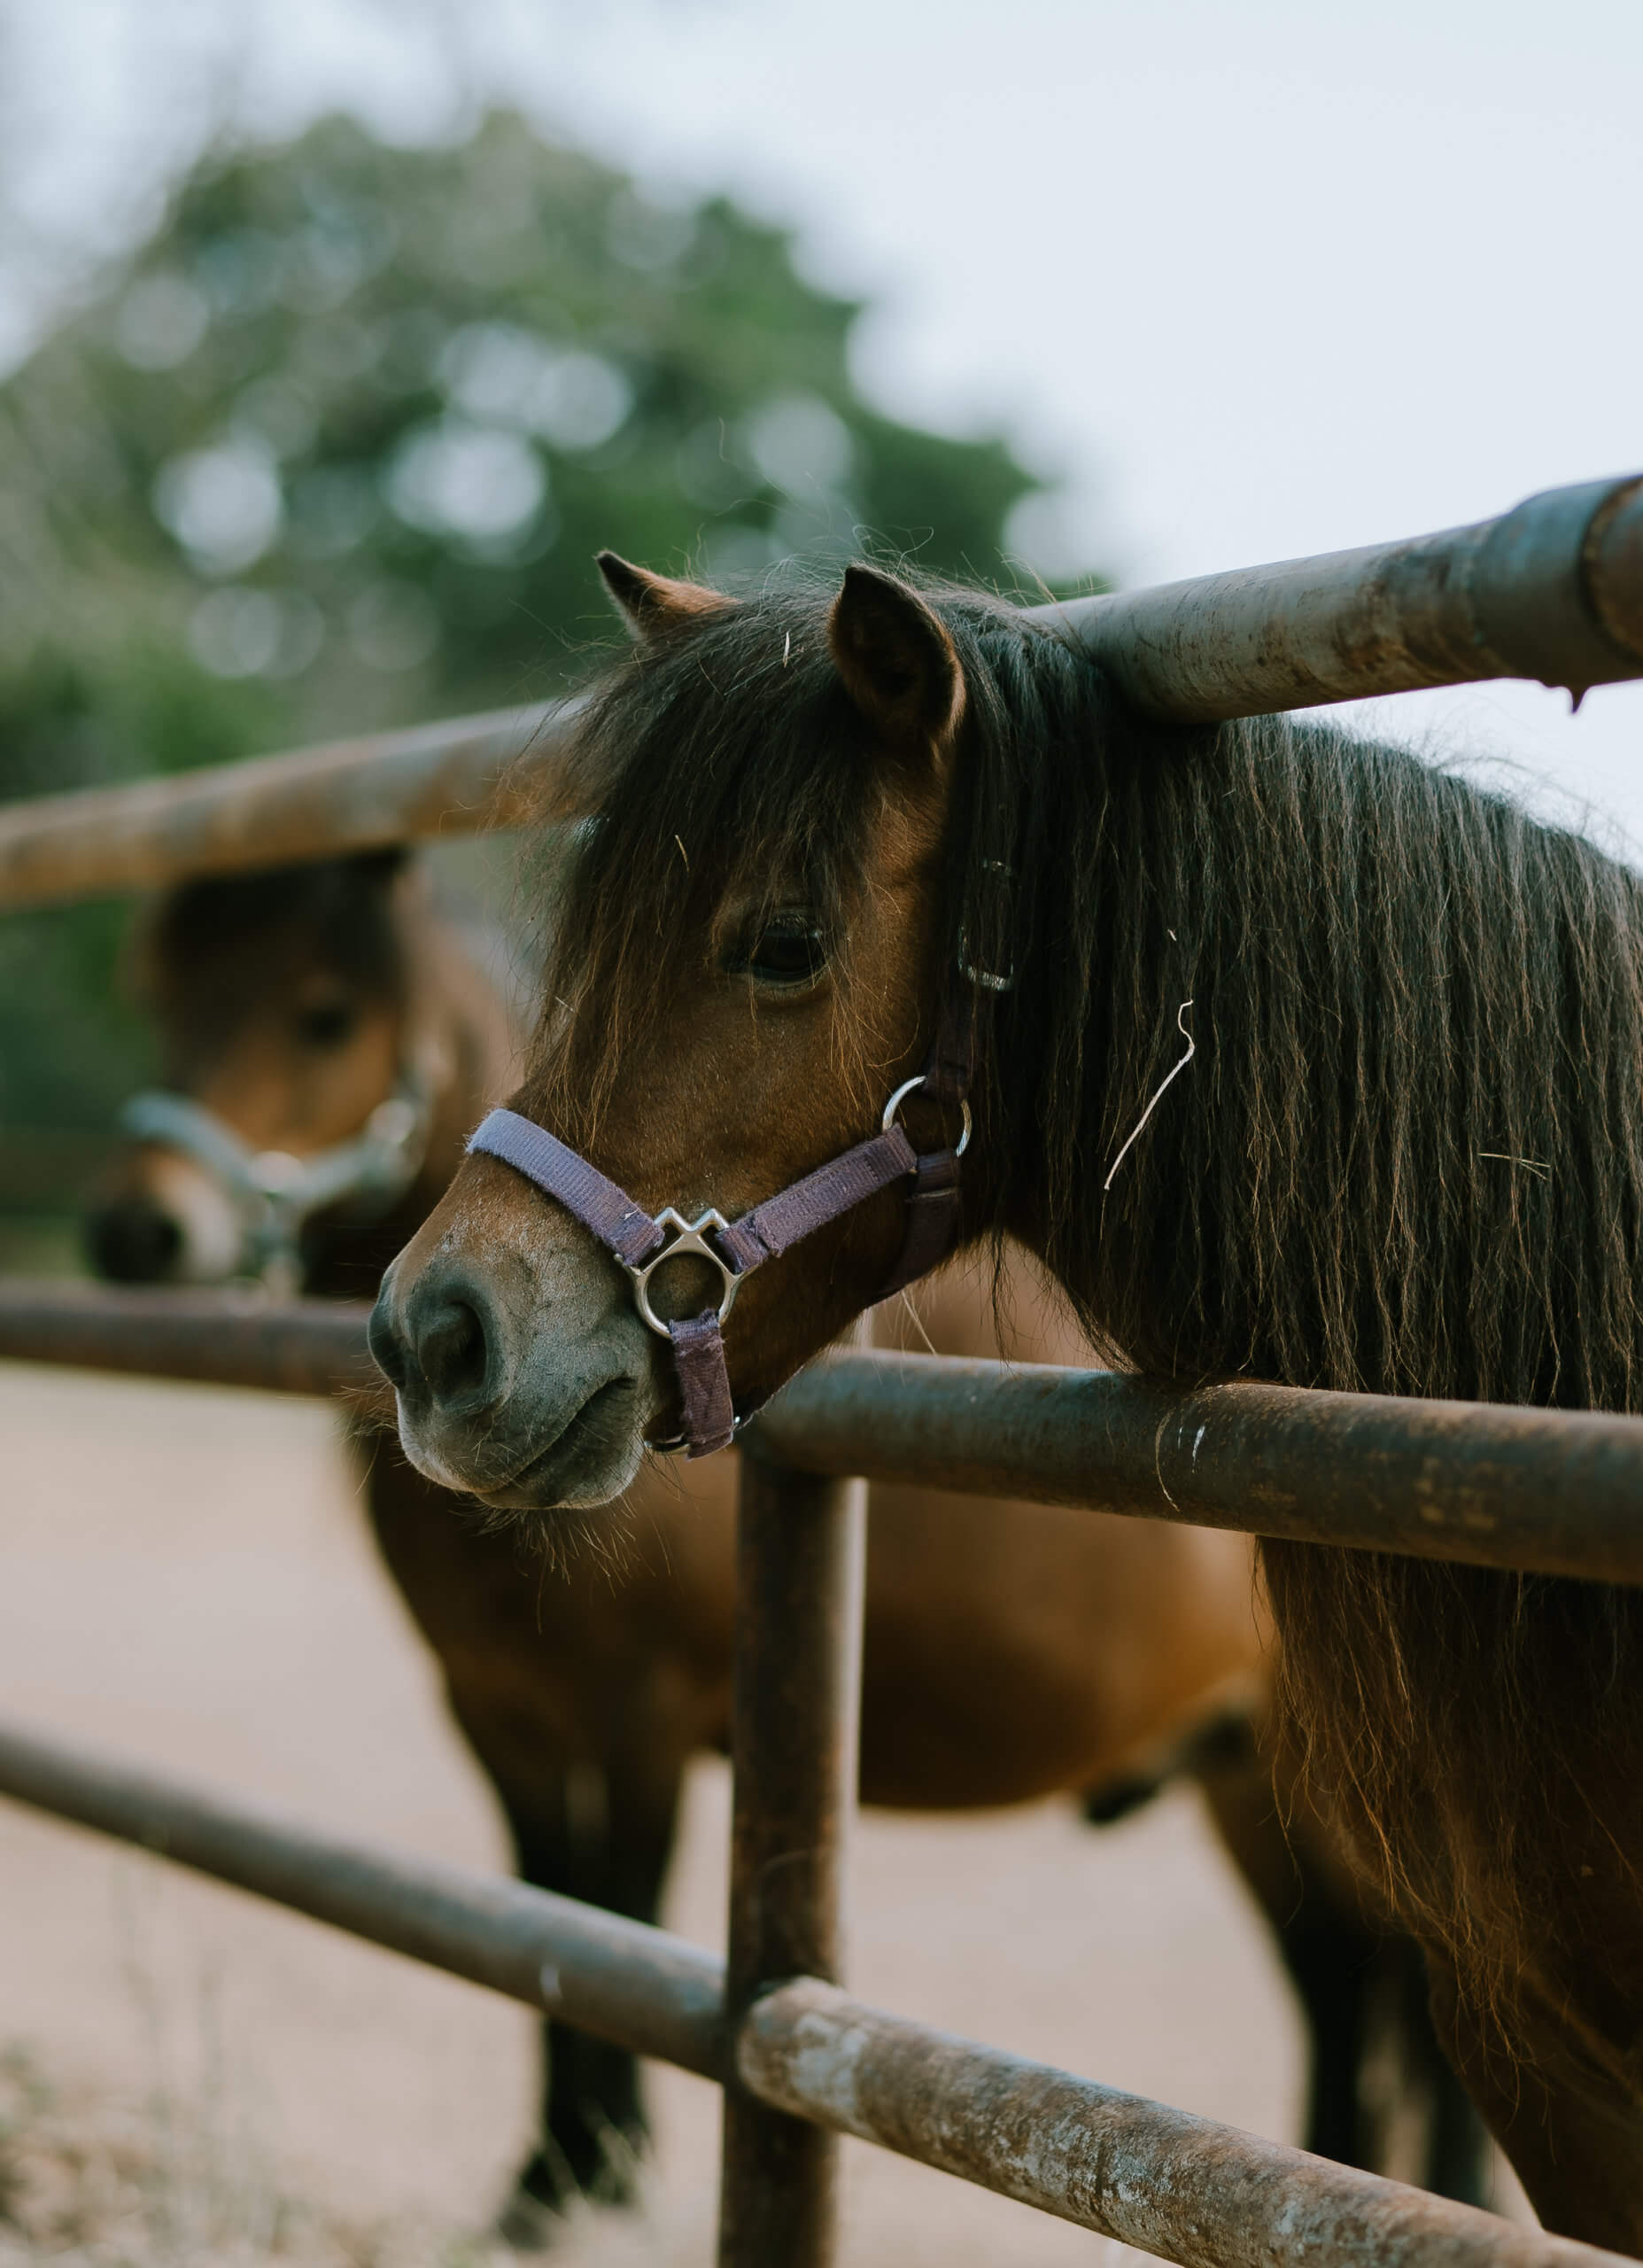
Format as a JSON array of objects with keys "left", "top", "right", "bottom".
[{"left": 625, "top": 1208, "right": 740, "bottom": 1337}]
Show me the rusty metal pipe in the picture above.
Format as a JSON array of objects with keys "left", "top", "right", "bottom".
[
  {"left": 0, "top": 700, "right": 567, "bottom": 912},
  {"left": 750, "top": 1351, "right": 1643, "bottom": 1584},
  {"left": 738, "top": 1978, "right": 1623, "bottom": 2268},
  {"left": 1048, "top": 473, "right": 1643, "bottom": 721},
  {"left": 718, "top": 1459, "right": 866, "bottom": 2267},
  {"left": 0, "top": 1282, "right": 388, "bottom": 1415},
  {"left": 1, "top": 477, "right": 1639, "bottom": 908},
  {"left": 0, "top": 1716, "right": 725, "bottom": 2079},
  {"left": 6, "top": 1286, "right": 1643, "bottom": 1581}
]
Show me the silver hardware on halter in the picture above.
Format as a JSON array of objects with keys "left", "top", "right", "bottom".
[
  {"left": 882, "top": 1076, "right": 973, "bottom": 1157},
  {"left": 957, "top": 858, "right": 1017, "bottom": 994},
  {"left": 652, "top": 1411, "right": 750, "bottom": 1458},
  {"left": 250, "top": 1149, "right": 305, "bottom": 1200},
  {"left": 367, "top": 1095, "right": 423, "bottom": 1150},
  {"left": 958, "top": 944, "right": 1015, "bottom": 994},
  {"left": 468, "top": 1006, "right": 975, "bottom": 1460},
  {"left": 624, "top": 1208, "right": 740, "bottom": 1337}
]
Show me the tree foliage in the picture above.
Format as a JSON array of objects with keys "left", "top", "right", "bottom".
[{"left": 0, "top": 110, "right": 1097, "bottom": 1165}]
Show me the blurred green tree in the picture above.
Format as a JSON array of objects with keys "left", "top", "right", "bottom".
[{"left": 0, "top": 109, "right": 1101, "bottom": 1195}]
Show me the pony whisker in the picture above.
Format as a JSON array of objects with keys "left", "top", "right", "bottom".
[{"left": 895, "top": 1288, "right": 941, "bottom": 1358}]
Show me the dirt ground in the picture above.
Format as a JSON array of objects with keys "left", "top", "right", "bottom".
[{"left": 0, "top": 1362, "right": 1523, "bottom": 2264}]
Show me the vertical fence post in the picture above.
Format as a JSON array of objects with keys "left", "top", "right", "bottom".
[{"left": 717, "top": 1449, "right": 866, "bottom": 2268}]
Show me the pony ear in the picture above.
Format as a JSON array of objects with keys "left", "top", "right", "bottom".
[
  {"left": 596, "top": 551, "right": 735, "bottom": 639},
  {"left": 827, "top": 564, "right": 965, "bottom": 754}
]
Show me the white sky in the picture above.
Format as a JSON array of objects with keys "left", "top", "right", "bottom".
[{"left": 5, "top": 0, "right": 1641, "bottom": 844}]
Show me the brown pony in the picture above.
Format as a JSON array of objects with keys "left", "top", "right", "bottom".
[
  {"left": 371, "top": 556, "right": 1643, "bottom": 2249},
  {"left": 89, "top": 850, "right": 1485, "bottom": 2232}
]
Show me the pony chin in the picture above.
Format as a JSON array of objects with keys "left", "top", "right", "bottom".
[
  {"left": 385, "top": 1320, "right": 664, "bottom": 1517},
  {"left": 390, "top": 1354, "right": 661, "bottom": 1518}
]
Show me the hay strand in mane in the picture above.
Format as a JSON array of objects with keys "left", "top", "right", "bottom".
[{"left": 1103, "top": 998, "right": 1196, "bottom": 1192}]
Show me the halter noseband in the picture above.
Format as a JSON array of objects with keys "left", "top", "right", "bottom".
[
  {"left": 465, "top": 1004, "right": 973, "bottom": 1457},
  {"left": 119, "top": 1060, "right": 436, "bottom": 1293}
]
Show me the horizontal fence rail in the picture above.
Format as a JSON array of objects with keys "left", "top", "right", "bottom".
[
  {"left": 752, "top": 1353, "right": 1643, "bottom": 1584},
  {"left": 0, "top": 1281, "right": 387, "bottom": 1406},
  {"left": 0, "top": 1715, "right": 1618, "bottom": 2268},
  {"left": 4, "top": 1281, "right": 1643, "bottom": 1583},
  {"left": 737, "top": 1980, "right": 1602, "bottom": 2268},
  {"left": 0, "top": 700, "right": 562, "bottom": 912},
  {"left": 0, "top": 1717, "right": 722, "bottom": 2078},
  {"left": 1065, "top": 470, "right": 1643, "bottom": 722},
  {"left": 0, "top": 474, "right": 1639, "bottom": 908}
]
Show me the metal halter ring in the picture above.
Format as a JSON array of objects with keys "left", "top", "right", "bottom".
[
  {"left": 881, "top": 1075, "right": 973, "bottom": 1157},
  {"left": 624, "top": 1208, "right": 740, "bottom": 1338}
]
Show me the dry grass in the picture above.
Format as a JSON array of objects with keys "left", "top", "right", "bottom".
[
  {"left": 0, "top": 2038, "right": 722, "bottom": 2268},
  {"left": 0, "top": 2036, "right": 479, "bottom": 2268}
]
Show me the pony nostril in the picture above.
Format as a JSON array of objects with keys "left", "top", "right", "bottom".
[
  {"left": 415, "top": 1296, "right": 492, "bottom": 1412},
  {"left": 376, "top": 1268, "right": 504, "bottom": 1418},
  {"left": 83, "top": 1203, "right": 184, "bottom": 1285},
  {"left": 367, "top": 1291, "right": 412, "bottom": 1393}
]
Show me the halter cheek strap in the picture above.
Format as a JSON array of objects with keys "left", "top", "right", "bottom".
[{"left": 465, "top": 1014, "right": 971, "bottom": 1458}]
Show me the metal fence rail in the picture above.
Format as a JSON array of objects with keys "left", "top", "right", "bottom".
[
  {"left": 0, "top": 1717, "right": 723, "bottom": 2077},
  {"left": 5, "top": 1280, "right": 1643, "bottom": 1584},
  {"left": 0, "top": 700, "right": 562, "bottom": 912},
  {"left": 0, "top": 1713, "right": 1618, "bottom": 2268},
  {"left": 0, "top": 473, "right": 1638, "bottom": 909},
  {"left": 0, "top": 1280, "right": 385, "bottom": 1402}
]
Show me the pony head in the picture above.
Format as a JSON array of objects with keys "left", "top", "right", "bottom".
[{"left": 369, "top": 556, "right": 985, "bottom": 1511}]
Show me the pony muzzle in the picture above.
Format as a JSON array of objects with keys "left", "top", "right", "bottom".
[
  {"left": 368, "top": 1233, "right": 658, "bottom": 1511},
  {"left": 460, "top": 1015, "right": 973, "bottom": 1461}
]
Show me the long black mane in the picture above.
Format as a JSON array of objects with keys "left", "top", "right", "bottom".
[{"left": 539, "top": 575, "right": 1643, "bottom": 2019}]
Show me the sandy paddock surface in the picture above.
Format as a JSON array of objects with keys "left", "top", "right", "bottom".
[{"left": 0, "top": 1363, "right": 1519, "bottom": 2264}]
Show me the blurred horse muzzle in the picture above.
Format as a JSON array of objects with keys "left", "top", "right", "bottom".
[{"left": 81, "top": 1148, "right": 245, "bottom": 1285}]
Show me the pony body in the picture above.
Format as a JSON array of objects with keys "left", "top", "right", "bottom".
[{"left": 374, "top": 563, "right": 1643, "bottom": 2245}]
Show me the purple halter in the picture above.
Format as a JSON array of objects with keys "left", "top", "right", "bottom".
[{"left": 465, "top": 1010, "right": 972, "bottom": 1456}]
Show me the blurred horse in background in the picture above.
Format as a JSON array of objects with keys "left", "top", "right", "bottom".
[{"left": 86, "top": 848, "right": 1487, "bottom": 2237}]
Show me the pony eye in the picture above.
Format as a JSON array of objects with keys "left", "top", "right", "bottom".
[
  {"left": 730, "top": 919, "right": 828, "bottom": 990},
  {"left": 295, "top": 998, "right": 358, "bottom": 1048}
]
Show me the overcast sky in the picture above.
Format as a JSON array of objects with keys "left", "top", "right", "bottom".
[{"left": 6, "top": 0, "right": 1640, "bottom": 843}]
